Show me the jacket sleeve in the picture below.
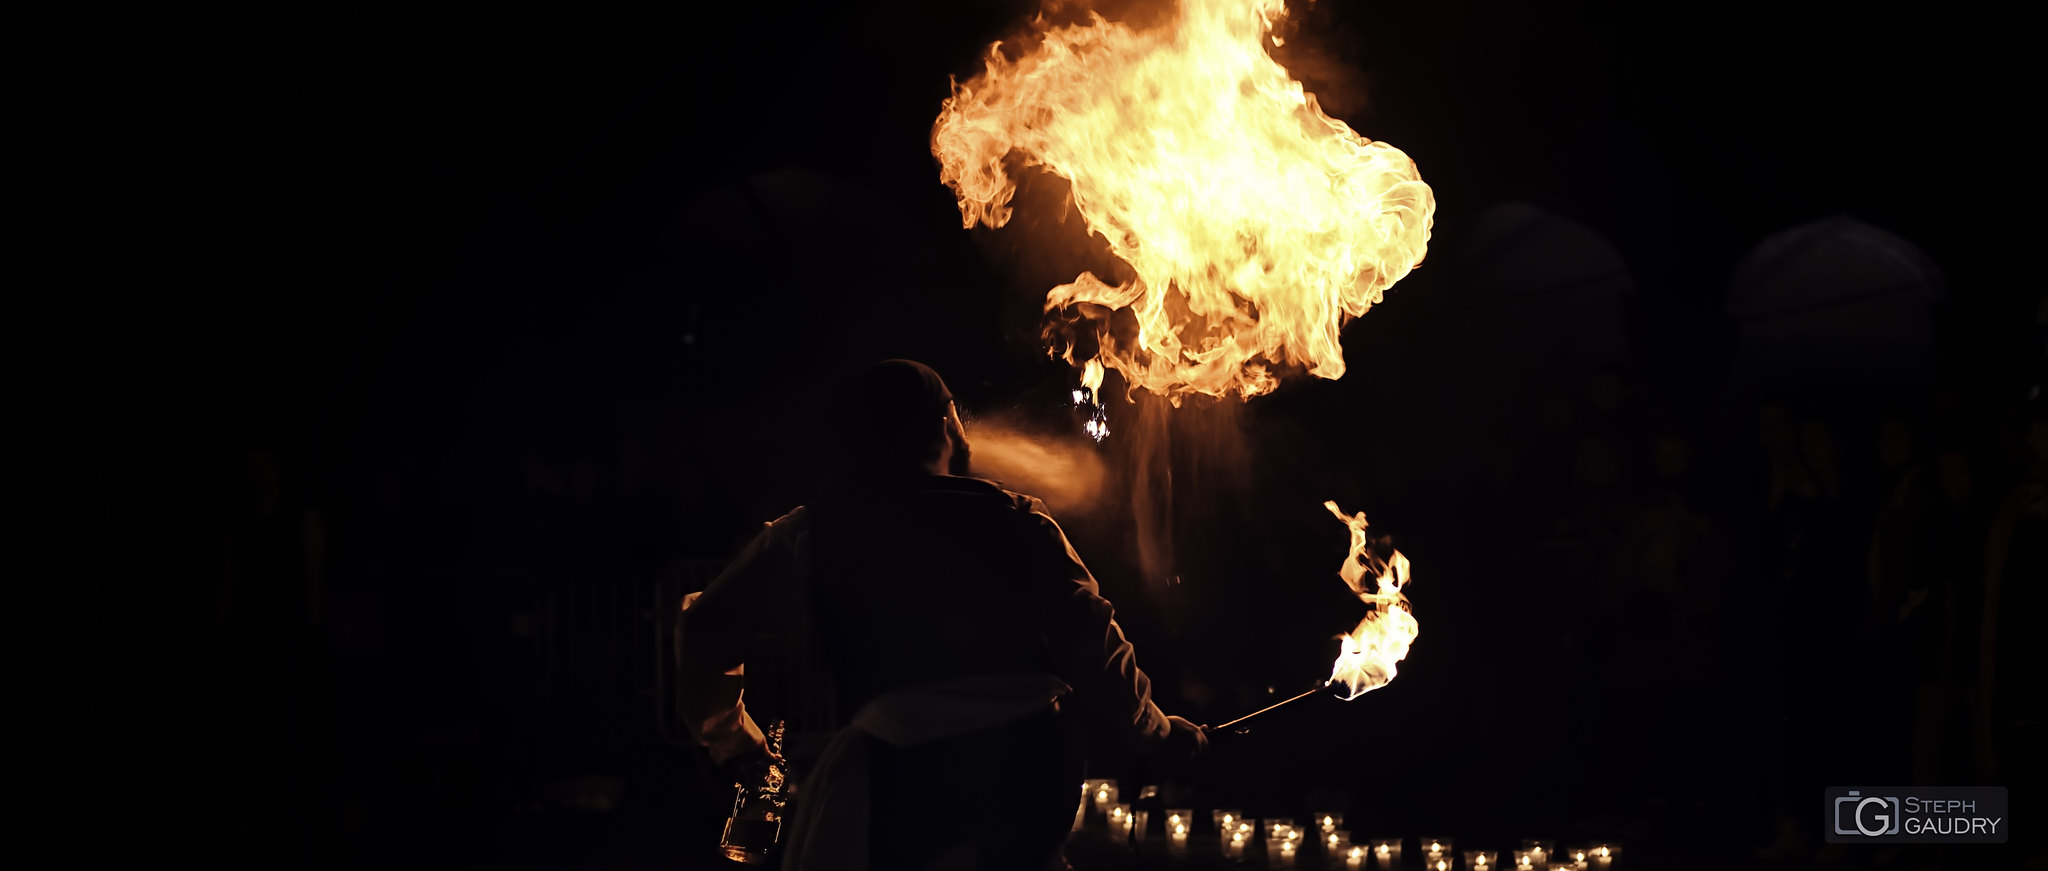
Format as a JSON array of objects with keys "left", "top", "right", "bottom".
[
  {"left": 1021, "top": 500, "right": 1174, "bottom": 755},
  {"left": 678, "top": 515, "right": 801, "bottom": 764}
]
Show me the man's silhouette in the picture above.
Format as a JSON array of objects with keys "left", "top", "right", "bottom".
[{"left": 679, "top": 359, "right": 1204, "bottom": 871}]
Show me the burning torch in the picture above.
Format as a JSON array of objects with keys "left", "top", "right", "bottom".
[{"left": 1206, "top": 500, "right": 1417, "bottom": 737}]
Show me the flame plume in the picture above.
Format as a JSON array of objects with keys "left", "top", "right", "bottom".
[
  {"left": 1323, "top": 500, "right": 1415, "bottom": 700},
  {"left": 933, "top": 0, "right": 1435, "bottom": 403}
]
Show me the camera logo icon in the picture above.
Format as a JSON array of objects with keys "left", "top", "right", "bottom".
[{"left": 1834, "top": 791, "right": 1902, "bottom": 837}]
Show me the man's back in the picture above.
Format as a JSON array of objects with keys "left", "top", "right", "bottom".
[{"left": 807, "top": 475, "right": 1079, "bottom": 714}]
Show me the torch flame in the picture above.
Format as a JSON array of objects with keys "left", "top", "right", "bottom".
[
  {"left": 1323, "top": 500, "right": 1416, "bottom": 700},
  {"left": 934, "top": 0, "right": 1435, "bottom": 404}
]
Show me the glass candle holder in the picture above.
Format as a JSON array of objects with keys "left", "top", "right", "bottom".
[
  {"left": 1325, "top": 830, "right": 1352, "bottom": 855},
  {"left": 1131, "top": 810, "right": 1151, "bottom": 841},
  {"left": 1519, "top": 841, "right": 1552, "bottom": 870},
  {"left": 1105, "top": 799, "right": 1138, "bottom": 836},
  {"left": 1315, "top": 812, "right": 1346, "bottom": 834},
  {"left": 1421, "top": 837, "right": 1455, "bottom": 862},
  {"left": 1423, "top": 856, "right": 1452, "bottom": 871},
  {"left": 1467, "top": 850, "right": 1499, "bottom": 870},
  {"left": 1368, "top": 839, "right": 1402, "bottom": 868},
  {"left": 1267, "top": 836, "right": 1298, "bottom": 866},
  {"left": 1168, "top": 819, "right": 1189, "bottom": 851},
  {"left": 1224, "top": 829, "right": 1247, "bottom": 858},
  {"left": 1165, "top": 809, "right": 1193, "bottom": 838},
  {"left": 1344, "top": 844, "right": 1369, "bottom": 868},
  {"left": 1561, "top": 846, "right": 1590, "bottom": 870},
  {"left": 1212, "top": 809, "right": 1243, "bottom": 839},
  {"left": 1087, "top": 779, "right": 1118, "bottom": 809}
]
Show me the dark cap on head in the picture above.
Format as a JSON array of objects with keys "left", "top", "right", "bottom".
[
  {"left": 850, "top": 359, "right": 954, "bottom": 421},
  {"left": 830, "top": 359, "right": 957, "bottom": 478}
]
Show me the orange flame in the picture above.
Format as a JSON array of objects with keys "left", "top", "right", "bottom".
[
  {"left": 1323, "top": 500, "right": 1416, "bottom": 700},
  {"left": 933, "top": 0, "right": 1435, "bottom": 404}
]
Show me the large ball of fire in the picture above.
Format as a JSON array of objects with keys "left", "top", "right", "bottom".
[{"left": 934, "top": 0, "right": 1436, "bottom": 403}]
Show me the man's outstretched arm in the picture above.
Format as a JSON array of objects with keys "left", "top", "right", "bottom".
[
  {"left": 1022, "top": 502, "right": 1202, "bottom": 759},
  {"left": 678, "top": 515, "right": 801, "bottom": 764}
]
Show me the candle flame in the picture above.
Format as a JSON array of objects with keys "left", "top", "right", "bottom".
[
  {"left": 933, "top": 0, "right": 1435, "bottom": 406},
  {"left": 1323, "top": 500, "right": 1417, "bottom": 699}
]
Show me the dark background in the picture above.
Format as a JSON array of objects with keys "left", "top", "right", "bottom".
[{"left": 27, "top": 0, "right": 2043, "bottom": 868}]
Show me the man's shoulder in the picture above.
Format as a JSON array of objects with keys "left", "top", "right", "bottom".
[{"left": 928, "top": 476, "right": 1052, "bottom": 517}]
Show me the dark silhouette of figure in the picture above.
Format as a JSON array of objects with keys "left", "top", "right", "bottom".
[
  {"left": 1753, "top": 406, "right": 1855, "bottom": 861},
  {"left": 218, "top": 447, "right": 333, "bottom": 865},
  {"left": 1981, "top": 410, "right": 2048, "bottom": 868},
  {"left": 677, "top": 359, "right": 1205, "bottom": 871}
]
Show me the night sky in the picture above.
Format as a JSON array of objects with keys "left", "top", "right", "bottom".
[{"left": 29, "top": 1, "right": 2043, "bottom": 867}]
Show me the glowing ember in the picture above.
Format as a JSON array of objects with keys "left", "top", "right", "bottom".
[
  {"left": 1323, "top": 500, "right": 1417, "bottom": 700},
  {"left": 934, "top": 0, "right": 1436, "bottom": 405}
]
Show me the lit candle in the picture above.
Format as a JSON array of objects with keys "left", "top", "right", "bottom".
[
  {"left": 1225, "top": 831, "right": 1245, "bottom": 858},
  {"left": 1590, "top": 842, "right": 1619, "bottom": 867},
  {"left": 1466, "top": 850, "right": 1498, "bottom": 870},
  {"left": 1170, "top": 821, "right": 1188, "bottom": 851},
  {"left": 1084, "top": 779, "right": 1116, "bottom": 810},
  {"left": 1269, "top": 836, "right": 1297, "bottom": 867},
  {"left": 1213, "top": 809, "right": 1241, "bottom": 844},
  {"left": 1317, "top": 812, "right": 1345, "bottom": 833},
  {"left": 1369, "top": 839, "right": 1401, "bottom": 868},
  {"left": 1347, "top": 845, "right": 1366, "bottom": 869}
]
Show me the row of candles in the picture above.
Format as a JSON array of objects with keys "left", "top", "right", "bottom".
[{"left": 1081, "top": 781, "right": 1622, "bottom": 869}]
